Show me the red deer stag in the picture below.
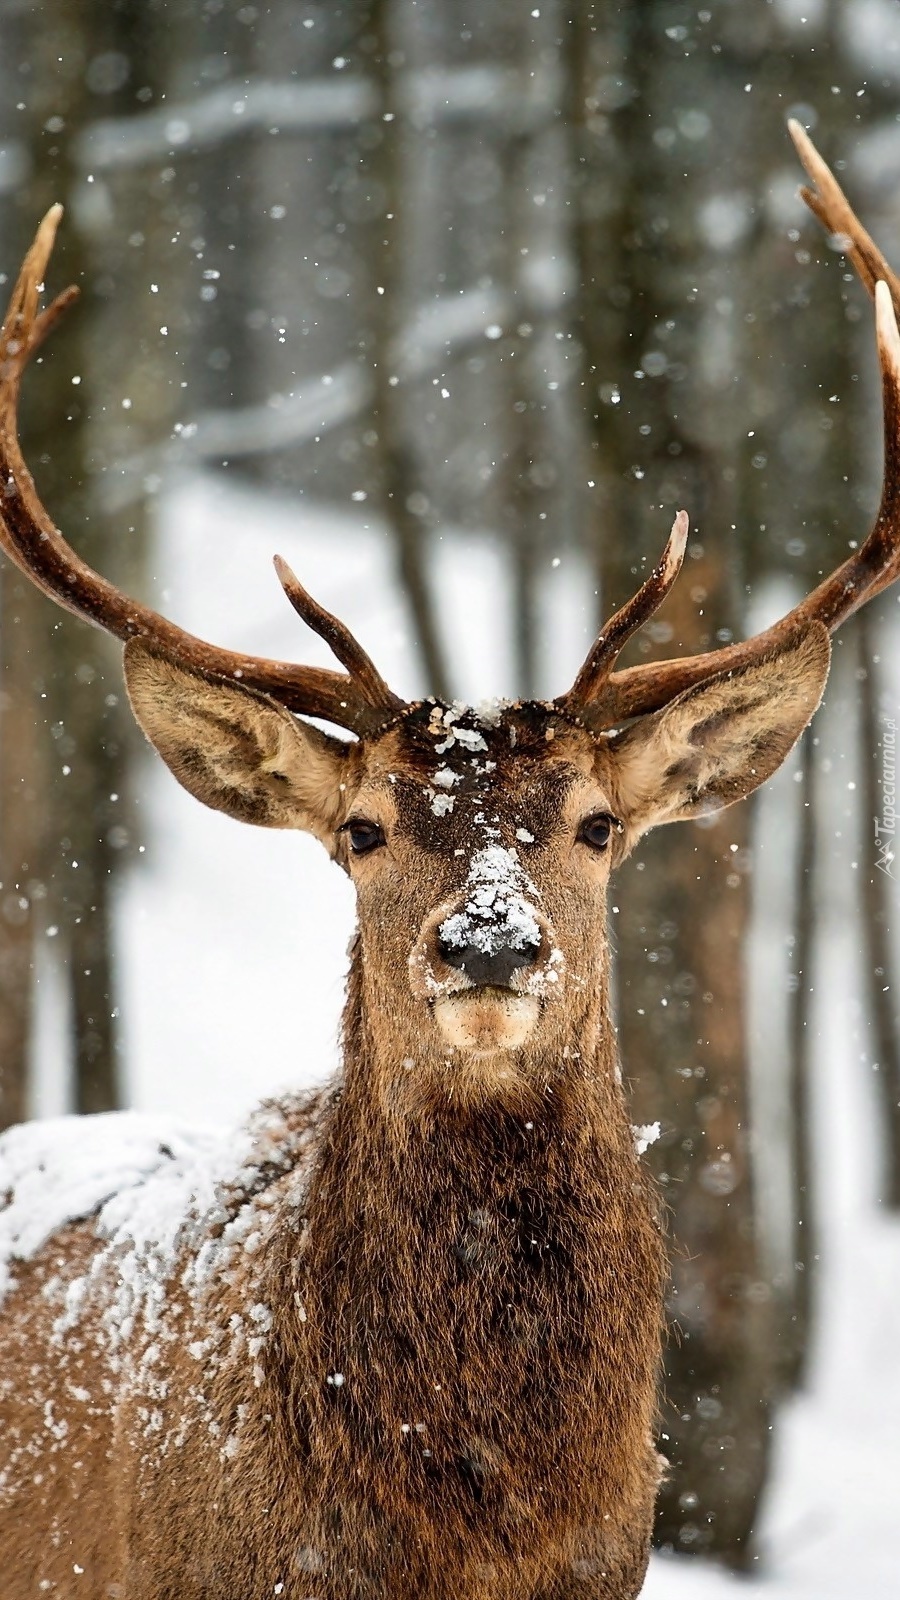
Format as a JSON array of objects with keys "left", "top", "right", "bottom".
[{"left": 0, "top": 124, "right": 898, "bottom": 1600}]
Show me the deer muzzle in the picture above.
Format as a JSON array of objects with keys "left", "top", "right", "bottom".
[{"left": 408, "top": 846, "right": 564, "bottom": 1053}]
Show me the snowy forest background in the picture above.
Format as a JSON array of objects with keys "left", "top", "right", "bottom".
[{"left": 0, "top": 0, "right": 898, "bottom": 1593}]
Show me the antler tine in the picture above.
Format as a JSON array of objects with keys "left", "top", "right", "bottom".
[
  {"left": 556, "top": 511, "right": 688, "bottom": 721},
  {"left": 2, "top": 203, "right": 63, "bottom": 349},
  {"left": 272, "top": 555, "right": 402, "bottom": 715},
  {"left": 787, "top": 118, "right": 900, "bottom": 308},
  {"left": 0, "top": 209, "right": 404, "bottom": 739},
  {"left": 561, "top": 125, "right": 900, "bottom": 733}
]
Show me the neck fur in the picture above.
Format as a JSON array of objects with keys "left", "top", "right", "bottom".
[
  {"left": 254, "top": 936, "right": 663, "bottom": 1586},
  {"left": 338, "top": 931, "right": 628, "bottom": 1138}
]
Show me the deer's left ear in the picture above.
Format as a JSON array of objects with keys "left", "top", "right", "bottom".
[
  {"left": 123, "top": 640, "right": 352, "bottom": 843},
  {"left": 608, "top": 622, "right": 830, "bottom": 838}
]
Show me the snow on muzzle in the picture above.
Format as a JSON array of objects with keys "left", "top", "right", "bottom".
[{"left": 408, "top": 846, "right": 564, "bottom": 1003}]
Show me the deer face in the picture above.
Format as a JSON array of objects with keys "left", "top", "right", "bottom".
[
  {"left": 123, "top": 625, "right": 828, "bottom": 1108},
  {"left": 338, "top": 705, "right": 621, "bottom": 1069}
]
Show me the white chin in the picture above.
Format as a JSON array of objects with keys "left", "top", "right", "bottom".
[{"left": 433, "top": 990, "right": 540, "bottom": 1055}]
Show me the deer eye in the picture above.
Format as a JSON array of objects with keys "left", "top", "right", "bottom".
[
  {"left": 341, "top": 818, "right": 386, "bottom": 855},
  {"left": 578, "top": 812, "right": 620, "bottom": 851}
]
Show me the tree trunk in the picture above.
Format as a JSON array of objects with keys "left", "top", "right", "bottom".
[
  {"left": 0, "top": 577, "right": 46, "bottom": 1129},
  {"left": 0, "top": 0, "right": 176, "bottom": 1120},
  {"left": 565, "top": 2, "right": 778, "bottom": 1564},
  {"left": 368, "top": 0, "right": 452, "bottom": 700},
  {"left": 857, "top": 605, "right": 900, "bottom": 1208},
  {"left": 781, "top": 744, "right": 819, "bottom": 1385}
]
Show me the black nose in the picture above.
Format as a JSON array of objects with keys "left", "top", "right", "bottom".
[{"left": 437, "top": 933, "right": 541, "bottom": 989}]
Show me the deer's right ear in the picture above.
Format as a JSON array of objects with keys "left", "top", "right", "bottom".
[
  {"left": 123, "top": 641, "right": 351, "bottom": 842},
  {"left": 607, "top": 622, "right": 830, "bottom": 839}
]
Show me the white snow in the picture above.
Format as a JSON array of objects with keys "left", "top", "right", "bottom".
[
  {"left": 0, "top": 1111, "right": 219, "bottom": 1298},
  {"left": 439, "top": 846, "right": 541, "bottom": 958},
  {"left": 427, "top": 705, "right": 491, "bottom": 756},
  {"left": 431, "top": 766, "right": 460, "bottom": 789},
  {"left": 78, "top": 79, "right": 381, "bottom": 168},
  {"left": 631, "top": 1121, "right": 661, "bottom": 1157},
  {"left": 450, "top": 726, "right": 489, "bottom": 754},
  {"left": 0, "top": 1097, "right": 318, "bottom": 1365},
  {"left": 429, "top": 791, "right": 455, "bottom": 818},
  {"left": 103, "top": 289, "right": 517, "bottom": 509}
]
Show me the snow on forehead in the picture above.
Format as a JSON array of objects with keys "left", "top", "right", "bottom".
[
  {"left": 413, "top": 702, "right": 508, "bottom": 816},
  {"left": 425, "top": 701, "right": 500, "bottom": 753},
  {"left": 388, "top": 699, "right": 580, "bottom": 821},
  {"left": 391, "top": 696, "right": 578, "bottom": 768}
]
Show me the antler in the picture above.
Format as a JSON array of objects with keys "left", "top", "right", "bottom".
[
  {"left": 558, "top": 511, "right": 689, "bottom": 714},
  {"left": 0, "top": 207, "right": 404, "bottom": 738},
  {"left": 558, "top": 122, "right": 900, "bottom": 732},
  {"left": 7, "top": 132, "right": 899, "bottom": 743}
]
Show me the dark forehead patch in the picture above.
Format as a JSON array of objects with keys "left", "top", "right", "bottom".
[
  {"left": 371, "top": 702, "right": 588, "bottom": 853},
  {"left": 388, "top": 699, "right": 588, "bottom": 765}
]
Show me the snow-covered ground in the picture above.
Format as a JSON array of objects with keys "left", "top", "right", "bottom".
[{"left": 30, "top": 474, "right": 900, "bottom": 1596}]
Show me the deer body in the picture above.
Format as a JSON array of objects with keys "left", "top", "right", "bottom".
[
  {"left": 1, "top": 712, "right": 666, "bottom": 1600},
  {"left": 1, "top": 1107, "right": 659, "bottom": 1600},
  {"left": 1, "top": 124, "right": 900, "bottom": 1597}
]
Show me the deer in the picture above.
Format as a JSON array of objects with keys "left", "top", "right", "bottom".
[{"left": 0, "top": 122, "right": 897, "bottom": 1600}]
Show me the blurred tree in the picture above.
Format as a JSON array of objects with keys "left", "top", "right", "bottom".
[
  {"left": 783, "top": 741, "right": 819, "bottom": 1387},
  {"left": 858, "top": 601, "right": 900, "bottom": 1207},
  {"left": 565, "top": 0, "right": 900, "bottom": 1559},
  {"left": 369, "top": 0, "right": 452, "bottom": 698},
  {"left": 0, "top": 0, "right": 177, "bottom": 1121},
  {"left": 568, "top": 3, "right": 772, "bottom": 1562}
]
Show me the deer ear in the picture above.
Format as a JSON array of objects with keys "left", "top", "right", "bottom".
[
  {"left": 608, "top": 623, "right": 830, "bottom": 838},
  {"left": 123, "top": 641, "right": 350, "bottom": 841}
]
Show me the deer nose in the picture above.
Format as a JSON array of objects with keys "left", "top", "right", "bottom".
[{"left": 436, "top": 931, "right": 542, "bottom": 990}]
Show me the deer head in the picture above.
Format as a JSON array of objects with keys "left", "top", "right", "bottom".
[{"left": 1, "top": 125, "right": 898, "bottom": 1115}]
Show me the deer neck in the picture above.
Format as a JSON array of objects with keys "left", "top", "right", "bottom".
[
  {"left": 337, "top": 929, "right": 629, "bottom": 1144},
  {"left": 261, "top": 934, "right": 662, "bottom": 1528}
]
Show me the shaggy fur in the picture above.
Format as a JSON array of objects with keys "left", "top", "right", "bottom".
[{"left": 0, "top": 626, "right": 829, "bottom": 1598}]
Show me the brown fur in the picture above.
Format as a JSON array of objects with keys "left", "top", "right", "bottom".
[{"left": 0, "top": 627, "right": 829, "bottom": 1598}]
